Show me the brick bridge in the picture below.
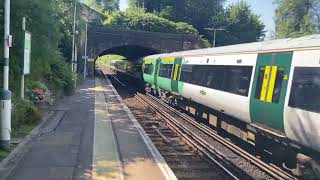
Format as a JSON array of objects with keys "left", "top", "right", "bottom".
[
  {"left": 87, "top": 24, "right": 206, "bottom": 60},
  {"left": 79, "top": 3, "right": 206, "bottom": 62}
]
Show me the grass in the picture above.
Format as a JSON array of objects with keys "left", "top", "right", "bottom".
[
  {"left": 0, "top": 149, "right": 10, "bottom": 161},
  {"left": 95, "top": 55, "right": 125, "bottom": 65},
  {"left": 12, "top": 123, "right": 38, "bottom": 138},
  {"left": 0, "top": 144, "right": 17, "bottom": 161}
]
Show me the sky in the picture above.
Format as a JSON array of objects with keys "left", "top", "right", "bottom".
[{"left": 119, "top": 0, "right": 277, "bottom": 36}]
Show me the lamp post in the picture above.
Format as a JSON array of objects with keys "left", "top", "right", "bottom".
[
  {"left": 1, "top": 0, "right": 12, "bottom": 150},
  {"left": 204, "top": 27, "right": 226, "bottom": 47}
]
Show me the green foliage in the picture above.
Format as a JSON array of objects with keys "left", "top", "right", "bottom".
[
  {"left": 209, "top": 1, "right": 266, "bottom": 45},
  {"left": 128, "top": 0, "right": 265, "bottom": 46},
  {"left": 275, "top": 0, "right": 320, "bottom": 38},
  {"left": 0, "top": 0, "right": 76, "bottom": 134},
  {"left": 12, "top": 100, "right": 42, "bottom": 130},
  {"left": 96, "top": 55, "right": 125, "bottom": 65},
  {"left": 0, "top": 0, "right": 75, "bottom": 95},
  {"left": 103, "top": 8, "right": 209, "bottom": 46},
  {"left": 85, "top": 0, "right": 119, "bottom": 12}
]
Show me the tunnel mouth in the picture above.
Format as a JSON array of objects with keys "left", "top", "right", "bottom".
[{"left": 95, "top": 45, "right": 159, "bottom": 62}]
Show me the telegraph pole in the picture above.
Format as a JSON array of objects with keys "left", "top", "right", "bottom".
[
  {"left": 1, "top": 0, "right": 12, "bottom": 149},
  {"left": 71, "top": 0, "right": 77, "bottom": 72},
  {"left": 21, "top": 17, "right": 26, "bottom": 99},
  {"left": 83, "top": 22, "right": 88, "bottom": 80},
  {"left": 204, "top": 27, "right": 226, "bottom": 47}
]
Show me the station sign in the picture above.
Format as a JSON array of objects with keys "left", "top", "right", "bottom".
[{"left": 23, "top": 31, "right": 31, "bottom": 75}]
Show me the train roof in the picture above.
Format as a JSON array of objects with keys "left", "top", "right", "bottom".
[
  {"left": 145, "top": 34, "right": 320, "bottom": 59},
  {"left": 144, "top": 53, "right": 170, "bottom": 59}
]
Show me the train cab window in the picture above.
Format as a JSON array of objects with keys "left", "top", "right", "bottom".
[
  {"left": 159, "top": 64, "right": 173, "bottom": 79},
  {"left": 144, "top": 64, "right": 153, "bottom": 75},
  {"left": 289, "top": 67, "right": 320, "bottom": 113}
]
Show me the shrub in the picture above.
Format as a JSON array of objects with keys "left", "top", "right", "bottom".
[
  {"left": 12, "top": 100, "right": 42, "bottom": 129},
  {"left": 103, "top": 8, "right": 210, "bottom": 47}
]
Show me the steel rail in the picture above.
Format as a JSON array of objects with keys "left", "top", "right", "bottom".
[{"left": 145, "top": 93, "right": 298, "bottom": 180}]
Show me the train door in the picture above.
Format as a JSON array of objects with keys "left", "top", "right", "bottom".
[
  {"left": 153, "top": 58, "right": 160, "bottom": 91},
  {"left": 250, "top": 52, "right": 293, "bottom": 131},
  {"left": 171, "top": 57, "right": 182, "bottom": 93}
]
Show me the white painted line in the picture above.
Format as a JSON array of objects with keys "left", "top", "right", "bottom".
[{"left": 104, "top": 77, "right": 178, "bottom": 180}]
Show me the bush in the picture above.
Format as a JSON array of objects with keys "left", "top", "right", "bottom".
[
  {"left": 103, "top": 8, "right": 209, "bottom": 46},
  {"left": 45, "top": 59, "right": 75, "bottom": 97},
  {"left": 12, "top": 100, "right": 42, "bottom": 129}
]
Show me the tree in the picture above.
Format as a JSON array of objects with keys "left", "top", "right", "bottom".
[
  {"left": 127, "top": 0, "right": 265, "bottom": 46},
  {"left": 128, "top": 0, "right": 224, "bottom": 31},
  {"left": 102, "top": 7, "right": 210, "bottom": 46},
  {"left": 275, "top": 0, "right": 320, "bottom": 38},
  {"left": 208, "top": 1, "right": 265, "bottom": 46},
  {"left": 86, "top": 0, "right": 119, "bottom": 12}
]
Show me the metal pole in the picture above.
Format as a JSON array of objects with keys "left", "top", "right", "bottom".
[
  {"left": 213, "top": 30, "right": 217, "bottom": 47},
  {"left": 71, "top": 1, "right": 77, "bottom": 72},
  {"left": 1, "top": 0, "right": 12, "bottom": 149},
  {"left": 83, "top": 22, "right": 88, "bottom": 80},
  {"left": 74, "top": 46, "right": 77, "bottom": 88},
  {"left": 21, "top": 17, "right": 26, "bottom": 100}
]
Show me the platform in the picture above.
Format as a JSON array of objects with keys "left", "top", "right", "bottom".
[{"left": 0, "top": 78, "right": 176, "bottom": 180}]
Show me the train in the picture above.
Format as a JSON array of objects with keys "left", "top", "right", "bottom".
[
  {"left": 109, "top": 59, "right": 143, "bottom": 79},
  {"left": 142, "top": 34, "right": 320, "bottom": 176}
]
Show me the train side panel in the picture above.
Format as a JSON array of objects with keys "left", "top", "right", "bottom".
[
  {"left": 178, "top": 54, "right": 257, "bottom": 124},
  {"left": 284, "top": 49, "right": 320, "bottom": 152}
]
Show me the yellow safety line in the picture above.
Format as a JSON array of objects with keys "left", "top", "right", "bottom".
[
  {"left": 173, "top": 64, "right": 180, "bottom": 80},
  {"left": 266, "top": 66, "right": 278, "bottom": 102},
  {"left": 260, "top": 66, "right": 271, "bottom": 101}
]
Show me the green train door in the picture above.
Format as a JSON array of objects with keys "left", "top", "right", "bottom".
[
  {"left": 250, "top": 52, "right": 293, "bottom": 131},
  {"left": 153, "top": 58, "right": 160, "bottom": 91},
  {"left": 171, "top": 57, "right": 182, "bottom": 93}
]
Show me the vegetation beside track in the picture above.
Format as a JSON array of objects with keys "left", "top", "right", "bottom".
[
  {"left": 95, "top": 55, "right": 126, "bottom": 66},
  {"left": 0, "top": 0, "right": 80, "bottom": 158}
]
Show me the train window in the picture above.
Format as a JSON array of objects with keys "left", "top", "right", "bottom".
[
  {"left": 159, "top": 64, "right": 173, "bottom": 79},
  {"left": 255, "top": 66, "right": 266, "bottom": 100},
  {"left": 180, "top": 64, "right": 193, "bottom": 83},
  {"left": 205, "top": 66, "right": 224, "bottom": 90},
  {"left": 289, "top": 67, "right": 320, "bottom": 113},
  {"left": 255, "top": 66, "right": 285, "bottom": 103},
  {"left": 272, "top": 67, "right": 284, "bottom": 103},
  {"left": 144, "top": 64, "right": 153, "bottom": 75},
  {"left": 179, "top": 65, "right": 252, "bottom": 96},
  {"left": 223, "top": 66, "right": 253, "bottom": 96}
]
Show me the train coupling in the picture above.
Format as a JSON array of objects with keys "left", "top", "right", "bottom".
[{"left": 291, "top": 153, "right": 320, "bottom": 178}]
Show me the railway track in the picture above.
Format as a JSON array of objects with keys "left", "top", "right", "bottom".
[{"left": 100, "top": 67, "right": 298, "bottom": 180}]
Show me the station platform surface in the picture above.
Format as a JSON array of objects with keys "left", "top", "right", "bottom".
[{"left": 0, "top": 77, "right": 176, "bottom": 180}]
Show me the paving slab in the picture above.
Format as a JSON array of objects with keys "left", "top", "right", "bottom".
[
  {"left": 4, "top": 79, "right": 96, "bottom": 180},
  {"left": 1, "top": 76, "right": 176, "bottom": 180}
]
